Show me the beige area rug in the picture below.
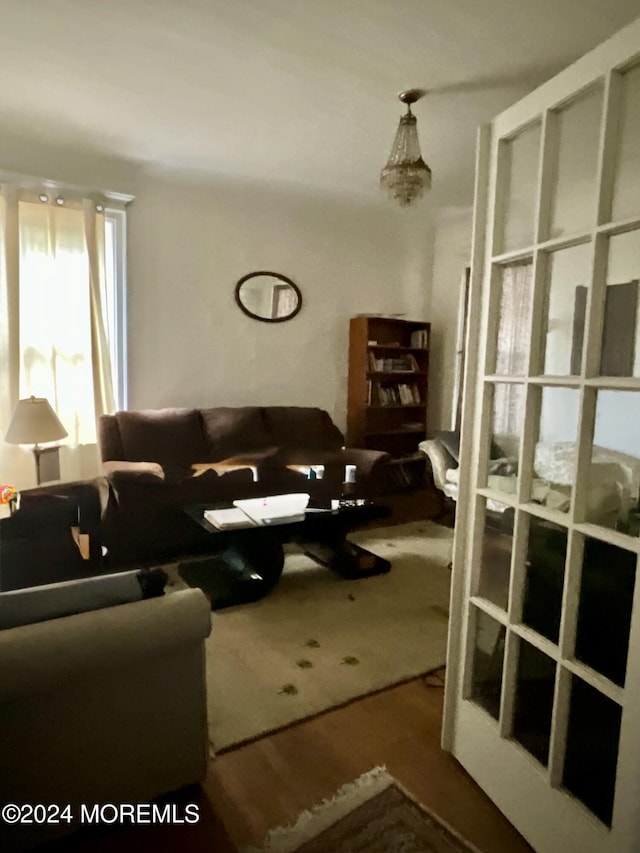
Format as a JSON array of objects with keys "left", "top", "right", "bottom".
[
  {"left": 166, "top": 520, "right": 453, "bottom": 751},
  {"left": 243, "top": 766, "right": 481, "bottom": 853}
]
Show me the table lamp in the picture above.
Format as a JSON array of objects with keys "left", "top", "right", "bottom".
[{"left": 5, "top": 396, "right": 68, "bottom": 484}]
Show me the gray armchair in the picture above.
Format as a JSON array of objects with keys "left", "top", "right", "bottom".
[{"left": 0, "top": 585, "right": 211, "bottom": 850}]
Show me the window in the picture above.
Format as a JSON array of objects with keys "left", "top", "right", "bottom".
[{"left": 0, "top": 183, "right": 129, "bottom": 468}]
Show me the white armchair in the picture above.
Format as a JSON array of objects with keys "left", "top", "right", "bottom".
[{"left": 419, "top": 438, "right": 459, "bottom": 501}]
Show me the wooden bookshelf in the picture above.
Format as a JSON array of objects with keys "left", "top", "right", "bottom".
[{"left": 347, "top": 316, "right": 430, "bottom": 461}]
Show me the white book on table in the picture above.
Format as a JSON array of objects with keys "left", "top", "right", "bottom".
[{"left": 203, "top": 507, "right": 256, "bottom": 530}]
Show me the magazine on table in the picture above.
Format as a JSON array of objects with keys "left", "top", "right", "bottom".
[{"left": 203, "top": 507, "right": 256, "bottom": 529}]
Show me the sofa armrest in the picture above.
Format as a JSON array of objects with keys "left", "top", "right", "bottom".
[
  {"left": 338, "top": 447, "right": 391, "bottom": 479},
  {"left": 419, "top": 439, "right": 457, "bottom": 494},
  {"left": 103, "top": 460, "right": 165, "bottom": 484},
  {"left": 0, "top": 588, "right": 211, "bottom": 702}
]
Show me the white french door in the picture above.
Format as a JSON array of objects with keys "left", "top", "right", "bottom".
[{"left": 443, "top": 16, "right": 640, "bottom": 853}]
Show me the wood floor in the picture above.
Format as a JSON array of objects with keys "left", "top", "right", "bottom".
[{"left": 205, "top": 671, "right": 532, "bottom": 852}]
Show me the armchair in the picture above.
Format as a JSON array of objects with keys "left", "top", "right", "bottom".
[{"left": 0, "top": 586, "right": 211, "bottom": 850}]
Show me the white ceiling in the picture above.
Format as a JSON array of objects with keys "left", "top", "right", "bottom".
[{"left": 1, "top": 0, "right": 638, "bottom": 205}]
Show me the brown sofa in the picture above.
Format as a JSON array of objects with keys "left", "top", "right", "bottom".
[{"left": 98, "top": 406, "right": 389, "bottom": 567}]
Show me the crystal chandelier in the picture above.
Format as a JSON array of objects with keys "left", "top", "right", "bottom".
[{"left": 380, "top": 89, "right": 432, "bottom": 207}]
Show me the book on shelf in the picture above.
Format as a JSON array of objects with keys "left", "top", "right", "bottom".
[
  {"left": 368, "top": 351, "right": 420, "bottom": 372},
  {"left": 376, "top": 382, "right": 422, "bottom": 406},
  {"left": 410, "top": 328, "right": 429, "bottom": 349}
]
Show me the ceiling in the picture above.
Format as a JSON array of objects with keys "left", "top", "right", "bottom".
[{"left": 1, "top": 0, "right": 638, "bottom": 205}]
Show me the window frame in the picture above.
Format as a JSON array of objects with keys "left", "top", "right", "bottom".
[{"left": 104, "top": 206, "right": 128, "bottom": 411}]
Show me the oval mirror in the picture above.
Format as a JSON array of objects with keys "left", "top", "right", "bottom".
[{"left": 235, "top": 271, "right": 302, "bottom": 323}]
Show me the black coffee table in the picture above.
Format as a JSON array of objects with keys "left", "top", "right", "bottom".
[{"left": 181, "top": 501, "right": 391, "bottom": 609}]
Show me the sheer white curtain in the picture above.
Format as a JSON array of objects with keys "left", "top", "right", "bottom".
[
  {"left": 493, "top": 263, "right": 533, "bottom": 443},
  {"left": 0, "top": 187, "right": 116, "bottom": 487},
  {"left": 0, "top": 188, "right": 22, "bottom": 484}
]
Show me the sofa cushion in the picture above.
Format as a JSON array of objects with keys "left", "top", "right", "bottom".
[
  {"left": 0, "top": 568, "right": 168, "bottom": 630},
  {"left": 116, "top": 408, "right": 207, "bottom": 466},
  {"left": 200, "top": 407, "right": 267, "bottom": 460},
  {"left": 103, "top": 460, "right": 165, "bottom": 486},
  {"left": 263, "top": 407, "right": 344, "bottom": 451}
]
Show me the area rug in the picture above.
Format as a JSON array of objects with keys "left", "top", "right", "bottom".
[
  {"left": 165, "top": 520, "right": 453, "bottom": 751},
  {"left": 242, "top": 766, "right": 481, "bottom": 853}
]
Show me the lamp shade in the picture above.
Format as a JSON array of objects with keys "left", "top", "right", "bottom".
[{"left": 5, "top": 396, "right": 68, "bottom": 445}]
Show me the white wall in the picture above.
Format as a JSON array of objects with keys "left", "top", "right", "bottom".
[
  {"left": 427, "top": 206, "right": 473, "bottom": 435},
  {"left": 126, "top": 169, "right": 431, "bottom": 433}
]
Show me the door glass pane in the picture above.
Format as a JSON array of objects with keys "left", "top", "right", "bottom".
[
  {"left": 522, "top": 517, "right": 567, "bottom": 644},
  {"left": 494, "top": 262, "right": 533, "bottom": 374},
  {"left": 499, "top": 123, "right": 541, "bottom": 253},
  {"left": 512, "top": 640, "right": 556, "bottom": 767},
  {"left": 548, "top": 85, "right": 603, "bottom": 239},
  {"left": 612, "top": 62, "right": 640, "bottom": 222},
  {"left": 478, "top": 499, "right": 513, "bottom": 611},
  {"left": 563, "top": 676, "right": 621, "bottom": 826},
  {"left": 592, "top": 390, "right": 640, "bottom": 534},
  {"left": 469, "top": 606, "right": 506, "bottom": 721},
  {"left": 604, "top": 230, "right": 640, "bottom": 377},
  {"left": 543, "top": 243, "right": 592, "bottom": 375},
  {"left": 489, "top": 382, "right": 524, "bottom": 495},
  {"left": 531, "top": 387, "right": 580, "bottom": 513},
  {"left": 575, "top": 537, "right": 636, "bottom": 686}
]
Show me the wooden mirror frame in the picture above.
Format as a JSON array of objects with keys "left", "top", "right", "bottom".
[{"left": 234, "top": 271, "right": 303, "bottom": 323}]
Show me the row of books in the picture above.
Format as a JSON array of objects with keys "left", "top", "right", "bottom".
[
  {"left": 410, "top": 328, "right": 429, "bottom": 348},
  {"left": 367, "top": 382, "right": 423, "bottom": 406},
  {"left": 368, "top": 352, "right": 420, "bottom": 372}
]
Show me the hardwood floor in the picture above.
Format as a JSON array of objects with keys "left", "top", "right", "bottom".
[{"left": 205, "top": 672, "right": 532, "bottom": 853}]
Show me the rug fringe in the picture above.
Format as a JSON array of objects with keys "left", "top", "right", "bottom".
[{"left": 241, "top": 765, "right": 392, "bottom": 853}]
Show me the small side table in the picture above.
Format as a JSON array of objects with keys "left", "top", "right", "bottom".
[{"left": 0, "top": 491, "right": 20, "bottom": 520}]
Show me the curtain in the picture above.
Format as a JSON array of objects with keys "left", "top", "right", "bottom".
[
  {"left": 83, "top": 200, "right": 116, "bottom": 421},
  {"left": 0, "top": 188, "right": 116, "bottom": 487},
  {"left": 493, "top": 263, "right": 533, "bottom": 443},
  {"left": 0, "top": 188, "right": 23, "bottom": 484}
]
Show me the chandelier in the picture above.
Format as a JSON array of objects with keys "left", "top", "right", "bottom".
[{"left": 380, "top": 89, "right": 432, "bottom": 207}]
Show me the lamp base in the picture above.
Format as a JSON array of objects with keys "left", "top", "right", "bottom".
[{"left": 33, "top": 446, "right": 61, "bottom": 485}]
